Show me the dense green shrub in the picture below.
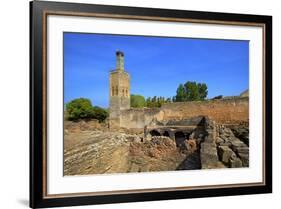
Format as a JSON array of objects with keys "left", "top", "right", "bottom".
[
  {"left": 146, "top": 96, "right": 170, "bottom": 108},
  {"left": 130, "top": 94, "right": 146, "bottom": 108},
  {"left": 92, "top": 106, "right": 109, "bottom": 122},
  {"left": 66, "top": 98, "right": 108, "bottom": 122},
  {"left": 66, "top": 98, "right": 94, "bottom": 120}
]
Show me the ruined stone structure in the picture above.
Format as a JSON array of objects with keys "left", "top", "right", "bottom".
[
  {"left": 119, "top": 98, "right": 249, "bottom": 131},
  {"left": 240, "top": 89, "right": 249, "bottom": 97},
  {"left": 64, "top": 52, "right": 250, "bottom": 175},
  {"left": 143, "top": 115, "right": 249, "bottom": 169},
  {"left": 109, "top": 51, "right": 249, "bottom": 132},
  {"left": 109, "top": 51, "right": 130, "bottom": 129}
]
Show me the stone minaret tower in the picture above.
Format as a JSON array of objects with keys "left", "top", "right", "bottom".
[{"left": 109, "top": 51, "right": 130, "bottom": 129}]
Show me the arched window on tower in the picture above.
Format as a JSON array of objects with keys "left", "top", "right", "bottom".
[
  {"left": 115, "top": 86, "right": 118, "bottom": 96},
  {"left": 126, "top": 89, "right": 128, "bottom": 97},
  {"left": 122, "top": 88, "right": 125, "bottom": 97},
  {"left": 112, "top": 87, "right": 114, "bottom": 96}
]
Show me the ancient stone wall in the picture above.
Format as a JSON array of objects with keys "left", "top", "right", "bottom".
[
  {"left": 120, "top": 108, "right": 163, "bottom": 130},
  {"left": 160, "top": 97, "right": 249, "bottom": 124},
  {"left": 118, "top": 97, "right": 248, "bottom": 129}
]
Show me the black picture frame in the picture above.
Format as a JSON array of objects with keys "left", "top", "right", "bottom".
[{"left": 30, "top": 0, "right": 272, "bottom": 208}]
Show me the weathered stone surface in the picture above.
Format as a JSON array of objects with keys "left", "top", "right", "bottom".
[
  {"left": 198, "top": 133, "right": 204, "bottom": 139},
  {"left": 223, "top": 128, "right": 234, "bottom": 137},
  {"left": 200, "top": 142, "right": 222, "bottom": 169},
  {"left": 109, "top": 52, "right": 130, "bottom": 129},
  {"left": 146, "top": 133, "right": 152, "bottom": 141},
  {"left": 229, "top": 156, "right": 243, "bottom": 168},
  {"left": 219, "top": 134, "right": 228, "bottom": 141},
  {"left": 132, "top": 135, "right": 142, "bottom": 143},
  {"left": 115, "top": 95, "right": 249, "bottom": 130},
  {"left": 130, "top": 163, "right": 140, "bottom": 172},
  {"left": 181, "top": 139, "right": 197, "bottom": 153},
  {"left": 219, "top": 141, "right": 232, "bottom": 147},
  {"left": 231, "top": 126, "right": 249, "bottom": 146},
  {"left": 237, "top": 152, "right": 249, "bottom": 167},
  {"left": 230, "top": 139, "right": 247, "bottom": 152},
  {"left": 204, "top": 122, "right": 216, "bottom": 144},
  {"left": 176, "top": 152, "right": 201, "bottom": 170},
  {"left": 236, "top": 146, "right": 249, "bottom": 154},
  {"left": 218, "top": 146, "right": 236, "bottom": 164},
  {"left": 218, "top": 125, "right": 224, "bottom": 135},
  {"left": 64, "top": 129, "right": 192, "bottom": 175},
  {"left": 216, "top": 137, "right": 224, "bottom": 145},
  {"left": 166, "top": 116, "right": 205, "bottom": 126},
  {"left": 205, "top": 134, "right": 215, "bottom": 143},
  {"left": 224, "top": 122, "right": 249, "bottom": 146},
  {"left": 214, "top": 123, "right": 249, "bottom": 168},
  {"left": 196, "top": 135, "right": 205, "bottom": 144},
  {"left": 201, "top": 143, "right": 218, "bottom": 156}
]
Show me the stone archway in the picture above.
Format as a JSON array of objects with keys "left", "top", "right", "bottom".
[
  {"left": 174, "top": 131, "right": 187, "bottom": 147},
  {"left": 150, "top": 130, "right": 161, "bottom": 137},
  {"left": 163, "top": 131, "right": 170, "bottom": 137}
]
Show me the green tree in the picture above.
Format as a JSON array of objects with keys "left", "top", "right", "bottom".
[
  {"left": 92, "top": 106, "right": 108, "bottom": 122},
  {"left": 66, "top": 98, "right": 94, "bottom": 121},
  {"left": 175, "top": 84, "right": 185, "bottom": 102},
  {"left": 130, "top": 94, "right": 146, "bottom": 108},
  {"left": 146, "top": 97, "right": 152, "bottom": 107},
  {"left": 66, "top": 98, "right": 108, "bottom": 122},
  {"left": 156, "top": 97, "right": 160, "bottom": 107},
  {"left": 198, "top": 83, "right": 208, "bottom": 100},
  {"left": 152, "top": 96, "right": 157, "bottom": 104},
  {"left": 184, "top": 81, "right": 199, "bottom": 101},
  {"left": 166, "top": 97, "right": 172, "bottom": 103},
  {"left": 174, "top": 81, "right": 208, "bottom": 102},
  {"left": 158, "top": 96, "right": 165, "bottom": 107},
  {"left": 145, "top": 96, "right": 169, "bottom": 108}
]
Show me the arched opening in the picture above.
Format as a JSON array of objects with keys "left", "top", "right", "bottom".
[
  {"left": 163, "top": 131, "right": 170, "bottom": 138},
  {"left": 175, "top": 131, "right": 188, "bottom": 147},
  {"left": 150, "top": 130, "right": 161, "bottom": 137}
]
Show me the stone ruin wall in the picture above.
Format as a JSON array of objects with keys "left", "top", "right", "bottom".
[
  {"left": 120, "top": 108, "right": 164, "bottom": 130},
  {"left": 119, "top": 97, "right": 249, "bottom": 130},
  {"left": 160, "top": 97, "right": 249, "bottom": 124}
]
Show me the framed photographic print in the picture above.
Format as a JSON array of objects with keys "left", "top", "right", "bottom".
[{"left": 30, "top": 0, "right": 272, "bottom": 208}]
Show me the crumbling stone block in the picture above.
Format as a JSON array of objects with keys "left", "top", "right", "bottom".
[
  {"left": 229, "top": 156, "right": 243, "bottom": 168},
  {"left": 218, "top": 146, "right": 236, "bottom": 165},
  {"left": 230, "top": 139, "right": 247, "bottom": 152},
  {"left": 216, "top": 137, "right": 224, "bottom": 145},
  {"left": 200, "top": 142, "right": 220, "bottom": 169},
  {"left": 237, "top": 152, "right": 249, "bottom": 167}
]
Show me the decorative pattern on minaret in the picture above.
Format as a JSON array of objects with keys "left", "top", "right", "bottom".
[{"left": 109, "top": 51, "right": 130, "bottom": 129}]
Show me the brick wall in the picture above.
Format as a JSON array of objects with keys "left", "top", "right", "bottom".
[
  {"left": 161, "top": 97, "right": 249, "bottom": 124},
  {"left": 118, "top": 97, "right": 249, "bottom": 129}
]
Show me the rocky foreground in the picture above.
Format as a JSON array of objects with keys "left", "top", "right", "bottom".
[
  {"left": 64, "top": 130, "right": 196, "bottom": 175},
  {"left": 200, "top": 121, "right": 249, "bottom": 169},
  {"left": 63, "top": 120, "right": 249, "bottom": 176}
]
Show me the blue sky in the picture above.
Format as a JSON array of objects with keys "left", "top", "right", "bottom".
[{"left": 64, "top": 32, "right": 249, "bottom": 108}]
